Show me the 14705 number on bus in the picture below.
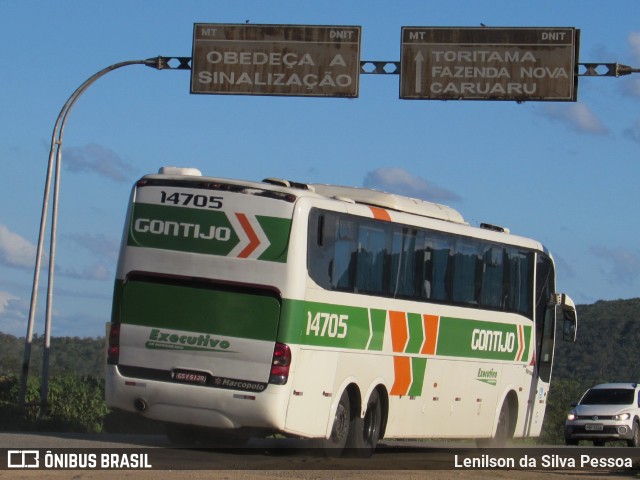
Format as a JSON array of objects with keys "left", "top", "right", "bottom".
[
  {"left": 160, "top": 191, "right": 223, "bottom": 209},
  {"left": 306, "top": 312, "right": 348, "bottom": 339}
]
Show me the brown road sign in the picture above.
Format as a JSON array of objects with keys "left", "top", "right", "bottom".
[
  {"left": 400, "top": 27, "right": 579, "bottom": 101},
  {"left": 191, "top": 24, "right": 361, "bottom": 97}
]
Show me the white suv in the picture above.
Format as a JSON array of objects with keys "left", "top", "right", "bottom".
[{"left": 565, "top": 383, "right": 640, "bottom": 447}]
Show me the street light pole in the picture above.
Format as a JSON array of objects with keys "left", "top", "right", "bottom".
[{"left": 18, "top": 57, "right": 172, "bottom": 414}]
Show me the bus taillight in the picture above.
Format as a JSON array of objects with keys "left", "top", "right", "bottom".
[
  {"left": 269, "top": 342, "right": 291, "bottom": 385},
  {"left": 107, "top": 323, "right": 121, "bottom": 365}
]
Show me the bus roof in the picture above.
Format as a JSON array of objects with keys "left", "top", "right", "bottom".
[
  {"left": 152, "top": 168, "right": 466, "bottom": 224},
  {"left": 147, "top": 168, "right": 543, "bottom": 251},
  {"left": 309, "top": 183, "right": 466, "bottom": 225}
]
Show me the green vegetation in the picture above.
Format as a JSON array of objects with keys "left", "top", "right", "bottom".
[
  {"left": 0, "top": 298, "right": 639, "bottom": 441},
  {"left": 0, "top": 334, "right": 159, "bottom": 434},
  {"left": 0, "top": 374, "right": 108, "bottom": 432},
  {"left": 0, "top": 333, "right": 105, "bottom": 378},
  {"left": 539, "top": 298, "right": 640, "bottom": 445}
]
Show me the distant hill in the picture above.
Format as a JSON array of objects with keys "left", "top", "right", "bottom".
[
  {"left": 540, "top": 297, "right": 640, "bottom": 444},
  {"left": 0, "top": 333, "right": 105, "bottom": 378},
  {"left": 1, "top": 297, "right": 639, "bottom": 386},
  {"left": 553, "top": 297, "right": 640, "bottom": 386}
]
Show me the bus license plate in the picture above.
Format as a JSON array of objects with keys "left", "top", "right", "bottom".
[
  {"left": 585, "top": 424, "right": 603, "bottom": 431},
  {"left": 174, "top": 370, "right": 208, "bottom": 385}
]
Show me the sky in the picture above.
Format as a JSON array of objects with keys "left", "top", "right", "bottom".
[{"left": 0, "top": 0, "right": 639, "bottom": 338}]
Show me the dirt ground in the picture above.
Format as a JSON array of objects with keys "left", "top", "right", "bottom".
[
  {"left": 2, "top": 470, "right": 636, "bottom": 480},
  {"left": 2, "top": 432, "right": 637, "bottom": 479}
]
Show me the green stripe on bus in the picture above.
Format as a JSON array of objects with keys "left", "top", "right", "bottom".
[
  {"left": 128, "top": 203, "right": 239, "bottom": 255},
  {"left": 256, "top": 215, "right": 290, "bottom": 262},
  {"left": 408, "top": 357, "right": 427, "bottom": 396},
  {"left": 281, "top": 300, "right": 533, "bottom": 364},
  {"left": 280, "top": 300, "right": 373, "bottom": 350},
  {"left": 127, "top": 203, "right": 291, "bottom": 262},
  {"left": 368, "top": 309, "right": 386, "bottom": 351},
  {"left": 116, "top": 282, "right": 534, "bottom": 364},
  {"left": 521, "top": 325, "right": 532, "bottom": 362},
  {"left": 436, "top": 317, "right": 531, "bottom": 362},
  {"left": 405, "top": 313, "right": 424, "bottom": 354}
]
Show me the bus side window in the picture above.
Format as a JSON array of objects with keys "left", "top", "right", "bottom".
[
  {"left": 425, "top": 233, "right": 453, "bottom": 302},
  {"left": 308, "top": 208, "right": 539, "bottom": 321},
  {"left": 506, "top": 248, "right": 534, "bottom": 318},
  {"left": 390, "top": 227, "right": 418, "bottom": 298},
  {"left": 452, "top": 240, "right": 482, "bottom": 306},
  {"left": 421, "top": 248, "right": 432, "bottom": 299},
  {"left": 355, "top": 224, "right": 386, "bottom": 294},
  {"left": 308, "top": 211, "right": 333, "bottom": 289},
  {"left": 480, "top": 245, "right": 505, "bottom": 309},
  {"left": 332, "top": 219, "right": 356, "bottom": 290}
]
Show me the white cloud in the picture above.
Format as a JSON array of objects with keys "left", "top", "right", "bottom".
[
  {"left": 621, "top": 33, "right": 640, "bottom": 98},
  {"left": 364, "top": 167, "right": 462, "bottom": 203},
  {"left": 623, "top": 120, "right": 640, "bottom": 144},
  {"left": 0, "top": 291, "right": 18, "bottom": 314},
  {"left": 64, "top": 143, "right": 136, "bottom": 182},
  {"left": 66, "top": 233, "right": 119, "bottom": 262},
  {"left": 0, "top": 225, "right": 37, "bottom": 269},
  {"left": 0, "top": 291, "right": 27, "bottom": 336},
  {"left": 54, "top": 233, "right": 118, "bottom": 281},
  {"left": 622, "top": 77, "right": 640, "bottom": 98},
  {"left": 629, "top": 32, "right": 640, "bottom": 64},
  {"left": 591, "top": 246, "right": 640, "bottom": 285},
  {"left": 539, "top": 103, "right": 609, "bottom": 136},
  {"left": 59, "top": 263, "right": 111, "bottom": 281}
]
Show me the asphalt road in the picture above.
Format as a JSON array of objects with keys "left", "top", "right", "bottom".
[{"left": 0, "top": 433, "right": 638, "bottom": 479}]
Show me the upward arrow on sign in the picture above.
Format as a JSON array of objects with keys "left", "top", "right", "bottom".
[{"left": 414, "top": 51, "right": 425, "bottom": 94}]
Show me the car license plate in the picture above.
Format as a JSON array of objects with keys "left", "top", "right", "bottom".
[
  {"left": 585, "top": 424, "right": 603, "bottom": 431},
  {"left": 174, "top": 369, "right": 208, "bottom": 385}
]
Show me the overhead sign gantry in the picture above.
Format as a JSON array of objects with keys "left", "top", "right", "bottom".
[
  {"left": 22, "top": 20, "right": 639, "bottom": 414},
  {"left": 191, "top": 23, "right": 362, "bottom": 97}
]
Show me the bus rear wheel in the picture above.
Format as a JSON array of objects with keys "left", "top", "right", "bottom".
[
  {"left": 348, "top": 389, "right": 382, "bottom": 458},
  {"left": 321, "top": 389, "right": 351, "bottom": 456}
]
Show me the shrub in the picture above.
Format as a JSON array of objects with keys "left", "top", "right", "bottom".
[{"left": 0, "top": 374, "right": 109, "bottom": 432}]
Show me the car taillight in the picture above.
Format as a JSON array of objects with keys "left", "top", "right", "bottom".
[
  {"left": 107, "top": 323, "right": 120, "bottom": 365},
  {"left": 269, "top": 342, "right": 291, "bottom": 385}
]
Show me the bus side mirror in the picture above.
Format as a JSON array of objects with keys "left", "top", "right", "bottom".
[{"left": 560, "top": 294, "right": 578, "bottom": 343}]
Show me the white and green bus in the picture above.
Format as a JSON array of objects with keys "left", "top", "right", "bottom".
[{"left": 106, "top": 166, "right": 577, "bottom": 455}]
